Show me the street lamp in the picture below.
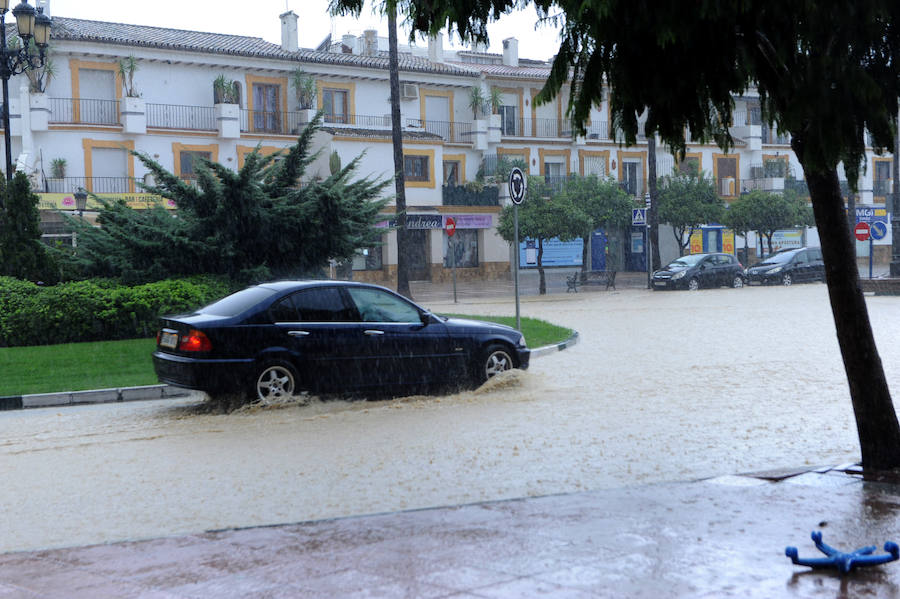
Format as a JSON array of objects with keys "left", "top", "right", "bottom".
[
  {"left": 0, "top": 0, "right": 51, "bottom": 198},
  {"left": 73, "top": 188, "right": 87, "bottom": 219}
]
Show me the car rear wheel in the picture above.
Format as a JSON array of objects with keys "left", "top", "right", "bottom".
[
  {"left": 253, "top": 360, "right": 298, "bottom": 401},
  {"left": 782, "top": 273, "right": 793, "bottom": 286},
  {"left": 475, "top": 344, "right": 514, "bottom": 384},
  {"left": 687, "top": 277, "right": 700, "bottom": 291},
  {"left": 732, "top": 275, "right": 744, "bottom": 288}
]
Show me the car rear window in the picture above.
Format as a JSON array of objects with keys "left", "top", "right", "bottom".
[{"left": 200, "top": 287, "right": 278, "bottom": 317}]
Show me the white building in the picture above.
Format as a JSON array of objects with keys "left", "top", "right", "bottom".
[{"left": 16, "top": 6, "right": 895, "bottom": 281}]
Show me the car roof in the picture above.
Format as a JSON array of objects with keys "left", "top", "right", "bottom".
[{"left": 255, "top": 280, "right": 391, "bottom": 293}]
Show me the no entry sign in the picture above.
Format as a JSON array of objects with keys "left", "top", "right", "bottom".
[
  {"left": 854, "top": 221, "right": 870, "bottom": 241},
  {"left": 444, "top": 216, "right": 456, "bottom": 237}
]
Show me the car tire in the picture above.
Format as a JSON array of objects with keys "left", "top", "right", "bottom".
[
  {"left": 475, "top": 344, "right": 514, "bottom": 384},
  {"left": 782, "top": 272, "right": 793, "bottom": 286},
  {"left": 687, "top": 277, "right": 700, "bottom": 291},
  {"left": 732, "top": 275, "right": 744, "bottom": 288},
  {"left": 252, "top": 360, "right": 298, "bottom": 401}
]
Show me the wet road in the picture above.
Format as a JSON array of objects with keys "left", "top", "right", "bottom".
[{"left": 2, "top": 283, "right": 898, "bottom": 553}]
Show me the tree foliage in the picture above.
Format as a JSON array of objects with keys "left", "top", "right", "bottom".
[
  {"left": 0, "top": 172, "right": 56, "bottom": 283},
  {"left": 656, "top": 170, "right": 724, "bottom": 255},
  {"left": 557, "top": 175, "right": 631, "bottom": 275},
  {"left": 63, "top": 117, "right": 390, "bottom": 284},
  {"left": 725, "top": 190, "right": 814, "bottom": 255},
  {"left": 365, "top": 0, "right": 900, "bottom": 469},
  {"left": 496, "top": 176, "right": 591, "bottom": 294}
]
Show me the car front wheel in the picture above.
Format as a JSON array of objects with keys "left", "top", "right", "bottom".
[
  {"left": 782, "top": 272, "right": 793, "bottom": 286},
  {"left": 253, "top": 360, "right": 298, "bottom": 401},
  {"left": 687, "top": 277, "right": 700, "bottom": 291},
  {"left": 476, "top": 344, "right": 514, "bottom": 384},
  {"left": 732, "top": 275, "right": 744, "bottom": 288}
]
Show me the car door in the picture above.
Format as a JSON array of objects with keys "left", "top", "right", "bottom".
[
  {"left": 807, "top": 248, "right": 825, "bottom": 281},
  {"left": 791, "top": 250, "right": 810, "bottom": 282},
  {"left": 344, "top": 286, "right": 455, "bottom": 387},
  {"left": 270, "top": 286, "right": 366, "bottom": 390}
]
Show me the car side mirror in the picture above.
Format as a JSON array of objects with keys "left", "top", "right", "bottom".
[{"left": 420, "top": 311, "right": 437, "bottom": 325}]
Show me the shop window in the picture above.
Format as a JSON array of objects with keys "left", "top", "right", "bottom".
[{"left": 444, "top": 229, "right": 479, "bottom": 268}]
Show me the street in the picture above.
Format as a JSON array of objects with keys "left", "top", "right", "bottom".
[{"left": 2, "top": 283, "right": 898, "bottom": 553}]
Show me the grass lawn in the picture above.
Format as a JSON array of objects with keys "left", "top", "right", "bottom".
[
  {"left": 0, "top": 338, "right": 158, "bottom": 396},
  {"left": 0, "top": 316, "right": 572, "bottom": 397}
]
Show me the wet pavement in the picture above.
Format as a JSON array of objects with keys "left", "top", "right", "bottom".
[
  {"left": 4, "top": 465, "right": 900, "bottom": 597},
  {"left": 3, "top": 267, "right": 900, "bottom": 597}
]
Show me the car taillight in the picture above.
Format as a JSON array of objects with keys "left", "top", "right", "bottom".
[{"left": 179, "top": 329, "right": 212, "bottom": 352}]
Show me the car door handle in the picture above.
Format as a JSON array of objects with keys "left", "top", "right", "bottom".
[
  {"left": 287, "top": 330, "right": 310, "bottom": 337},
  {"left": 364, "top": 329, "right": 385, "bottom": 336}
]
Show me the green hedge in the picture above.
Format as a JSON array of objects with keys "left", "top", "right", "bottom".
[{"left": 0, "top": 276, "right": 233, "bottom": 347}]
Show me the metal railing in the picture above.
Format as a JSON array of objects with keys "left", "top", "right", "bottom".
[
  {"left": 404, "top": 119, "right": 474, "bottom": 143},
  {"left": 41, "top": 177, "right": 139, "bottom": 194},
  {"left": 584, "top": 121, "right": 609, "bottom": 140},
  {"left": 49, "top": 98, "right": 119, "bottom": 125},
  {"left": 320, "top": 113, "right": 392, "bottom": 128},
  {"left": 762, "top": 127, "right": 791, "bottom": 145},
  {"left": 147, "top": 103, "right": 215, "bottom": 130}
]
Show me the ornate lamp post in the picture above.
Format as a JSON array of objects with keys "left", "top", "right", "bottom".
[{"left": 0, "top": 0, "right": 50, "bottom": 200}]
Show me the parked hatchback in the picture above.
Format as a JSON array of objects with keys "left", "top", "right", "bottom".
[
  {"left": 651, "top": 253, "right": 745, "bottom": 290},
  {"left": 153, "top": 281, "right": 530, "bottom": 401},
  {"left": 745, "top": 247, "right": 824, "bottom": 286}
]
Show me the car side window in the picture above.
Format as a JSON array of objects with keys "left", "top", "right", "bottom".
[
  {"left": 291, "top": 288, "right": 355, "bottom": 322},
  {"left": 795, "top": 252, "right": 807, "bottom": 264},
  {"left": 347, "top": 287, "right": 421, "bottom": 323},
  {"left": 270, "top": 297, "right": 299, "bottom": 322},
  {"left": 810, "top": 248, "right": 823, "bottom": 261}
]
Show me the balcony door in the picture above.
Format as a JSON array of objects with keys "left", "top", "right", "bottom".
[
  {"left": 252, "top": 83, "right": 281, "bottom": 132},
  {"left": 92, "top": 147, "right": 129, "bottom": 193},
  {"left": 78, "top": 68, "right": 117, "bottom": 125},
  {"left": 423, "top": 94, "right": 450, "bottom": 140}
]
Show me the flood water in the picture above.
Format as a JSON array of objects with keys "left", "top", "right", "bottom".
[{"left": 2, "top": 284, "right": 899, "bottom": 552}]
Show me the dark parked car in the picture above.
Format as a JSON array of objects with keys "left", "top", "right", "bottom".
[
  {"left": 651, "top": 253, "right": 745, "bottom": 290},
  {"left": 745, "top": 247, "right": 824, "bottom": 286},
  {"left": 153, "top": 281, "right": 530, "bottom": 401}
]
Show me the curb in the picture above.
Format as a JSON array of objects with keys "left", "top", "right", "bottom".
[
  {"left": 0, "top": 384, "right": 190, "bottom": 412},
  {"left": 531, "top": 330, "right": 579, "bottom": 358}
]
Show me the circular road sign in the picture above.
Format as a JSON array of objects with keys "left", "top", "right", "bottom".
[
  {"left": 508, "top": 167, "right": 526, "bottom": 205},
  {"left": 870, "top": 220, "right": 888, "bottom": 241},
  {"left": 444, "top": 216, "right": 457, "bottom": 237},
  {"left": 854, "top": 221, "right": 871, "bottom": 241}
]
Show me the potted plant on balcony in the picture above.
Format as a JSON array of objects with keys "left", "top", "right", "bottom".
[
  {"left": 48, "top": 157, "right": 66, "bottom": 193},
  {"left": 213, "top": 74, "right": 240, "bottom": 139},
  {"left": 291, "top": 68, "right": 317, "bottom": 128},
  {"left": 118, "top": 55, "right": 140, "bottom": 98},
  {"left": 118, "top": 55, "right": 146, "bottom": 133}
]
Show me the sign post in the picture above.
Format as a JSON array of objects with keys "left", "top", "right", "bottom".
[
  {"left": 445, "top": 216, "right": 457, "bottom": 303},
  {"left": 509, "top": 167, "right": 526, "bottom": 331}
]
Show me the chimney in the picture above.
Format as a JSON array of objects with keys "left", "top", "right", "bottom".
[
  {"left": 363, "top": 29, "right": 378, "bottom": 56},
  {"left": 342, "top": 34, "right": 357, "bottom": 54},
  {"left": 36, "top": 0, "right": 50, "bottom": 17},
  {"left": 428, "top": 33, "right": 444, "bottom": 63},
  {"left": 502, "top": 37, "right": 519, "bottom": 67},
  {"left": 280, "top": 10, "right": 298, "bottom": 52}
]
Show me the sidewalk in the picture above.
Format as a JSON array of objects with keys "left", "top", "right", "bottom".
[{"left": 3, "top": 464, "right": 900, "bottom": 598}]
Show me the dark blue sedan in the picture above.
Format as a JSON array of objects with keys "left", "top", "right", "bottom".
[{"left": 153, "top": 281, "right": 530, "bottom": 401}]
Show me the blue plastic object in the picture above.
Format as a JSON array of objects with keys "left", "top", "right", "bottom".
[{"left": 786, "top": 531, "right": 899, "bottom": 574}]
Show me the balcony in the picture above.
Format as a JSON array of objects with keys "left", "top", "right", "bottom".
[
  {"left": 49, "top": 98, "right": 119, "bottom": 125},
  {"left": 442, "top": 184, "right": 499, "bottom": 206},
  {"left": 762, "top": 127, "right": 791, "bottom": 145},
  {"left": 40, "top": 177, "right": 139, "bottom": 194},
  {"left": 405, "top": 119, "right": 474, "bottom": 143},
  {"left": 147, "top": 104, "right": 215, "bottom": 131}
]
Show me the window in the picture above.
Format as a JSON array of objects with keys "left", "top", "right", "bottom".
[
  {"left": 322, "top": 88, "right": 349, "bottom": 124},
  {"left": 82, "top": 139, "right": 135, "bottom": 193},
  {"left": 71, "top": 60, "right": 120, "bottom": 125},
  {"left": 499, "top": 104, "right": 518, "bottom": 135},
  {"left": 292, "top": 288, "right": 355, "bottom": 321},
  {"left": 346, "top": 287, "right": 421, "bottom": 323},
  {"left": 352, "top": 245, "right": 384, "bottom": 271},
  {"left": 179, "top": 151, "right": 211, "bottom": 183},
  {"left": 622, "top": 161, "right": 640, "bottom": 196},
  {"left": 714, "top": 154, "right": 739, "bottom": 197},
  {"left": 252, "top": 83, "right": 281, "bottom": 132},
  {"left": 678, "top": 156, "right": 700, "bottom": 176},
  {"left": 443, "top": 160, "right": 461, "bottom": 186},
  {"left": 874, "top": 158, "right": 892, "bottom": 197},
  {"left": 404, "top": 153, "right": 433, "bottom": 185},
  {"left": 444, "top": 229, "right": 479, "bottom": 268}
]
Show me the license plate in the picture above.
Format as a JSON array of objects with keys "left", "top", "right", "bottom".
[
  {"left": 653, "top": 281, "right": 667, "bottom": 286},
  {"left": 160, "top": 331, "right": 178, "bottom": 349}
]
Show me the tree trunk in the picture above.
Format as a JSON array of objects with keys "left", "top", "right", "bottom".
[
  {"left": 892, "top": 122, "right": 900, "bottom": 276},
  {"left": 387, "top": 7, "right": 412, "bottom": 299},
  {"left": 537, "top": 238, "right": 546, "bottom": 294},
  {"left": 648, "top": 136, "right": 661, "bottom": 270},
  {"left": 580, "top": 230, "right": 589, "bottom": 281},
  {"left": 797, "top": 149, "right": 900, "bottom": 470}
]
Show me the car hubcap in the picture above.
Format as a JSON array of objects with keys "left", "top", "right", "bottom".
[
  {"left": 257, "top": 366, "right": 294, "bottom": 400},
  {"left": 733, "top": 277, "right": 743, "bottom": 288},
  {"left": 688, "top": 279, "right": 699, "bottom": 290},
  {"left": 485, "top": 351, "right": 512, "bottom": 379},
  {"left": 783, "top": 274, "right": 792, "bottom": 286}
]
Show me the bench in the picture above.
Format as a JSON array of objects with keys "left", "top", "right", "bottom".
[{"left": 566, "top": 270, "right": 617, "bottom": 292}]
